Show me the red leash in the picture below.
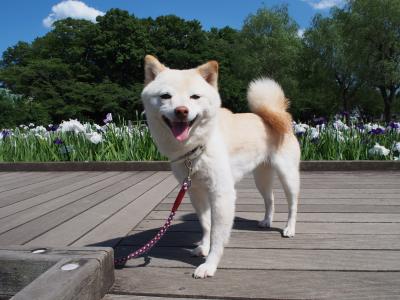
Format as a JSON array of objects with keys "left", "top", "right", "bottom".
[{"left": 114, "top": 177, "right": 191, "bottom": 267}]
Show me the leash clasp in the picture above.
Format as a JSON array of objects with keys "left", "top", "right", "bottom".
[{"left": 183, "top": 158, "right": 192, "bottom": 189}]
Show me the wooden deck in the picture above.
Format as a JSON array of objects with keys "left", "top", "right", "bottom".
[{"left": 0, "top": 170, "right": 400, "bottom": 299}]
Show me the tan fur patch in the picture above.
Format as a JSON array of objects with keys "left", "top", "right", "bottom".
[
  {"left": 255, "top": 106, "right": 293, "bottom": 135},
  {"left": 197, "top": 61, "right": 219, "bottom": 88},
  {"left": 144, "top": 55, "right": 167, "bottom": 86}
]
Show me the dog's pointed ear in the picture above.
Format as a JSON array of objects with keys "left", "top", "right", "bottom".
[
  {"left": 144, "top": 55, "right": 166, "bottom": 85},
  {"left": 197, "top": 60, "right": 219, "bottom": 89}
]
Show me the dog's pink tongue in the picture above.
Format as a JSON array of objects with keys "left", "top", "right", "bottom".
[{"left": 171, "top": 122, "right": 190, "bottom": 141}]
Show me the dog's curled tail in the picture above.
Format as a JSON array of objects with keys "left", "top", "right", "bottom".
[{"left": 247, "top": 78, "right": 292, "bottom": 135}]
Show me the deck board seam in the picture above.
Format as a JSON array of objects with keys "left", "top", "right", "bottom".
[
  {"left": 137, "top": 266, "right": 400, "bottom": 272},
  {"left": 66, "top": 171, "right": 159, "bottom": 246},
  {"left": 20, "top": 172, "right": 143, "bottom": 245},
  {"left": 114, "top": 174, "right": 179, "bottom": 248},
  {"left": 0, "top": 172, "right": 62, "bottom": 193},
  {"left": 0, "top": 172, "right": 115, "bottom": 219},
  {"left": 0, "top": 171, "right": 94, "bottom": 211},
  {"left": 0, "top": 171, "right": 112, "bottom": 210},
  {"left": 0, "top": 172, "right": 127, "bottom": 236}
]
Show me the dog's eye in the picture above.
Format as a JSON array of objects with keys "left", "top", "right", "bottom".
[
  {"left": 190, "top": 94, "right": 200, "bottom": 100},
  {"left": 160, "top": 93, "right": 172, "bottom": 99}
]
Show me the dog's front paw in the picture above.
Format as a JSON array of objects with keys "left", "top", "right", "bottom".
[
  {"left": 191, "top": 245, "right": 210, "bottom": 257},
  {"left": 283, "top": 225, "right": 295, "bottom": 237},
  {"left": 193, "top": 263, "right": 216, "bottom": 279},
  {"left": 258, "top": 218, "right": 272, "bottom": 228}
]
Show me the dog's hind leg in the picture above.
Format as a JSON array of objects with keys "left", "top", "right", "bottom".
[
  {"left": 189, "top": 187, "right": 211, "bottom": 257},
  {"left": 253, "top": 163, "right": 275, "bottom": 228},
  {"left": 272, "top": 154, "right": 300, "bottom": 237}
]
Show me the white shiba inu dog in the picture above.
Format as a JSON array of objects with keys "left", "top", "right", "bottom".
[{"left": 141, "top": 55, "right": 300, "bottom": 279}]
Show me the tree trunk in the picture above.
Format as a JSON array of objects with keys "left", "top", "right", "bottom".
[
  {"left": 342, "top": 91, "right": 349, "bottom": 113},
  {"left": 384, "top": 100, "right": 391, "bottom": 123},
  {"left": 343, "top": 93, "right": 350, "bottom": 125},
  {"left": 379, "top": 86, "right": 396, "bottom": 123}
]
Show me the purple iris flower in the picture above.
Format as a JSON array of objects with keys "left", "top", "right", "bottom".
[
  {"left": 356, "top": 124, "right": 364, "bottom": 131},
  {"left": 48, "top": 124, "right": 59, "bottom": 132},
  {"left": 54, "top": 137, "right": 63, "bottom": 145},
  {"left": 1, "top": 130, "right": 11, "bottom": 138},
  {"left": 370, "top": 128, "right": 385, "bottom": 135},
  {"left": 388, "top": 122, "right": 399, "bottom": 129},
  {"left": 313, "top": 117, "right": 326, "bottom": 126},
  {"left": 103, "top": 113, "right": 113, "bottom": 124}
]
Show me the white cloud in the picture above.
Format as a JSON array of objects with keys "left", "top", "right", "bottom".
[
  {"left": 302, "top": 0, "right": 345, "bottom": 10},
  {"left": 297, "top": 28, "right": 305, "bottom": 38},
  {"left": 43, "top": 0, "right": 105, "bottom": 28}
]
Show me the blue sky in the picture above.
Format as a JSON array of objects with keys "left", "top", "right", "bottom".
[{"left": 0, "top": 0, "right": 343, "bottom": 56}]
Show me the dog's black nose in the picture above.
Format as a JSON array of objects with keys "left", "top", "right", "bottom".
[{"left": 175, "top": 106, "right": 189, "bottom": 120}]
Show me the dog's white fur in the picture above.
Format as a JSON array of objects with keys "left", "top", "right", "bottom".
[{"left": 141, "top": 55, "right": 300, "bottom": 279}]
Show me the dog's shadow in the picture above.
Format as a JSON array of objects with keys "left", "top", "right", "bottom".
[{"left": 88, "top": 213, "right": 283, "bottom": 269}]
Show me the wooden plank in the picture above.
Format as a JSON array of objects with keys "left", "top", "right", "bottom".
[
  {"left": 0, "top": 172, "right": 88, "bottom": 206},
  {"left": 171, "top": 193, "right": 400, "bottom": 200},
  {"left": 0, "top": 172, "right": 37, "bottom": 184},
  {"left": 70, "top": 173, "right": 178, "bottom": 247},
  {"left": 0, "top": 172, "right": 44, "bottom": 183},
  {"left": 238, "top": 184, "right": 400, "bottom": 190},
  {"left": 237, "top": 183, "right": 400, "bottom": 189},
  {"left": 0, "top": 172, "right": 134, "bottom": 242},
  {"left": 240, "top": 176, "right": 400, "bottom": 182},
  {"left": 162, "top": 196, "right": 400, "bottom": 205},
  {"left": 111, "top": 267, "right": 400, "bottom": 300},
  {"left": 121, "top": 231, "right": 400, "bottom": 250},
  {"left": 103, "top": 296, "right": 208, "bottom": 300},
  {"left": 0, "top": 172, "right": 55, "bottom": 193},
  {"left": 0, "top": 172, "right": 116, "bottom": 218},
  {"left": 263, "top": 171, "right": 399, "bottom": 177},
  {"left": 0, "top": 172, "right": 95, "bottom": 208},
  {"left": 136, "top": 219, "right": 400, "bottom": 234},
  {"left": 118, "top": 247, "right": 400, "bottom": 271},
  {"left": 168, "top": 189, "right": 400, "bottom": 198},
  {"left": 155, "top": 203, "right": 400, "bottom": 213},
  {"left": 0, "top": 172, "right": 124, "bottom": 232},
  {"left": 25, "top": 171, "right": 166, "bottom": 247},
  {"left": 0, "top": 171, "right": 23, "bottom": 180},
  {"left": 240, "top": 177, "right": 400, "bottom": 183},
  {"left": 146, "top": 211, "right": 400, "bottom": 223},
  {"left": 235, "top": 187, "right": 400, "bottom": 193},
  {"left": 240, "top": 175, "right": 400, "bottom": 181}
]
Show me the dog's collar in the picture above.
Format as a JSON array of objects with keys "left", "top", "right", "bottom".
[{"left": 170, "top": 145, "right": 205, "bottom": 163}]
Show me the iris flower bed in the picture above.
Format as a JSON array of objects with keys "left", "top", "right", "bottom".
[
  {"left": 295, "top": 120, "right": 400, "bottom": 160},
  {"left": 0, "top": 114, "right": 164, "bottom": 162},
  {"left": 0, "top": 114, "right": 399, "bottom": 162}
]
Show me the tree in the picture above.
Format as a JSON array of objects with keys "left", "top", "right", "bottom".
[
  {"left": 148, "top": 15, "right": 207, "bottom": 69},
  {"left": 0, "top": 89, "right": 49, "bottom": 127},
  {"left": 93, "top": 9, "right": 153, "bottom": 86},
  {"left": 239, "top": 5, "right": 302, "bottom": 115},
  {"left": 240, "top": 6, "right": 300, "bottom": 83},
  {"left": 340, "top": 0, "right": 400, "bottom": 122},
  {"left": 203, "top": 27, "right": 248, "bottom": 112},
  {"left": 1, "top": 42, "right": 33, "bottom": 67},
  {"left": 303, "top": 13, "right": 360, "bottom": 115}
]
